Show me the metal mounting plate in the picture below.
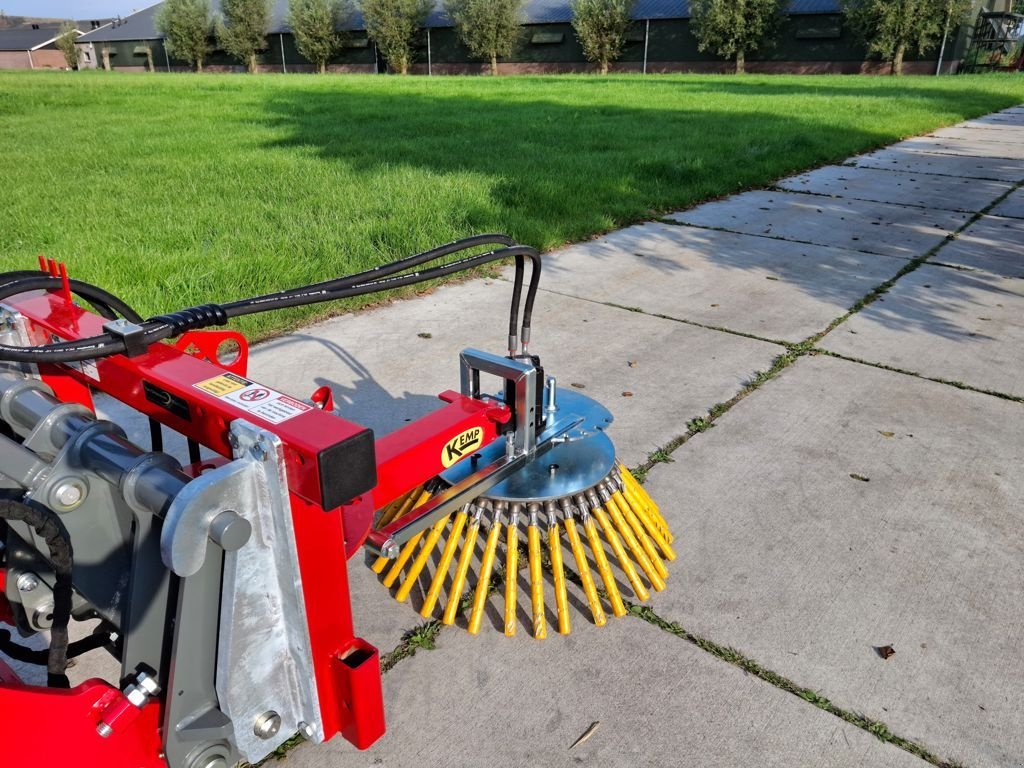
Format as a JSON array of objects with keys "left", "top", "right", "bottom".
[{"left": 440, "top": 390, "right": 617, "bottom": 502}]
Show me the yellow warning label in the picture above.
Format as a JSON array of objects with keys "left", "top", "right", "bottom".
[
  {"left": 195, "top": 372, "right": 249, "bottom": 397},
  {"left": 441, "top": 427, "right": 484, "bottom": 468}
]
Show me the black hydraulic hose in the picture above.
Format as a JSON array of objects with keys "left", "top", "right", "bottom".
[
  {"left": 0, "top": 275, "right": 144, "bottom": 324},
  {"left": 522, "top": 251, "right": 541, "bottom": 342},
  {"left": 0, "top": 237, "right": 543, "bottom": 364},
  {"left": 225, "top": 245, "right": 541, "bottom": 318},
  {"left": 257, "top": 233, "right": 518, "bottom": 300},
  {"left": 0, "top": 500, "right": 74, "bottom": 688},
  {"left": 509, "top": 255, "right": 524, "bottom": 348}
]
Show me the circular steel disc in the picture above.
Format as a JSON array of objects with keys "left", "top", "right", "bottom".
[{"left": 440, "top": 433, "right": 617, "bottom": 503}]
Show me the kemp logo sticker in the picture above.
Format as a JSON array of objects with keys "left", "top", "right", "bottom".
[{"left": 441, "top": 427, "right": 484, "bottom": 468}]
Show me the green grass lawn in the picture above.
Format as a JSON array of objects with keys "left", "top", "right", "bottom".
[{"left": 1, "top": 70, "right": 1022, "bottom": 339}]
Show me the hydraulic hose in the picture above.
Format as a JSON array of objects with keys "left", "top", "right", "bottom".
[
  {"left": 0, "top": 499, "right": 74, "bottom": 688},
  {"left": 0, "top": 236, "right": 542, "bottom": 365}
]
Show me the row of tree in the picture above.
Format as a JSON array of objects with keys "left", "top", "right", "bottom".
[
  {"left": 139, "top": 0, "right": 976, "bottom": 76},
  {"left": 693, "top": 0, "right": 975, "bottom": 75}
]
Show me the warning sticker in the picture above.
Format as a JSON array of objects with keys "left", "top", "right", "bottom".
[
  {"left": 195, "top": 372, "right": 249, "bottom": 397},
  {"left": 194, "top": 373, "right": 312, "bottom": 425}
]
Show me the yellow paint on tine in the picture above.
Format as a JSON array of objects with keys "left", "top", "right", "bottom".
[
  {"left": 619, "top": 466, "right": 672, "bottom": 542},
  {"left": 582, "top": 504, "right": 626, "bottom": 617},
  {"left": 548, "top": 519, "right": 571, "bottom": 635},
  {"left": 382, "top": 531, "right": 424, "bottom": 588},
  {"left": 527, "top": 505, "right": 547, "bottom": 639},
  {"left": 624, "top": 489, "right": 676, "bottom": 561},
  {"left": 442, "top": 510, "right": 482, "bottom": 625},
  {"left": 504, "top": 506, "right": 521, "bottom": 636},
  {"left": 604, "top": 492, "right": 666, "bottom": 591},
  {"left": 394, "top": 514, "right": 451, "bottom": 603},
  {"left": 420, "top": 508, "right": 468, "bottom": 619},
  {"left": 614, "top": 491, "right": 668, "bottom": 578},
  {"left": 592, "top": 505, "right": 649, "bottom": 602},
  {"left": 563, "top": 509, "right": 606, "bottom": 627},
  {"left": 372, "top": 486, "right": 428, "bottom": 573},
  {"left": 584, "top": 517, "right": 626, "bottom": 618},
  {"left": 468, "top": 514, "right": 502, "bottom": 635}
]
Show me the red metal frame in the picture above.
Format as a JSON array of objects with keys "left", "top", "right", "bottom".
[
  {"left": 0, "top": 673, "right": 165, "bottom": 768},
  {"left": 0, "top": 274, "right": 511, "bottom": 766}
]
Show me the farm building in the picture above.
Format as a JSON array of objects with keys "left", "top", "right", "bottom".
[
  {"left": 0, "top": 24, "right": 78, "bottom": 70},
  {"left": 75, "top": 0, "right": 1014, "bottom": 76}
]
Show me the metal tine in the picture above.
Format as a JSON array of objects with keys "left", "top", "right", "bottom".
[
  {"left": 372, "top": 485, "right": 429, "bottom": 573},
  {"left": 598, "top": 482, "right": 666, "bottom": 591},
  {"left": 586, "top": 488, "right": 649, "bottom": 601},
  {"left": 468, "top": 501, "right": 502, "bottom": 634},
  {"left": 605, "top": 479, "right": 668, "bottom": 580},
  {"left": 442, "top": 502, "right": 485, "bottom": 625},
  {"left": 419, "top": 503, "right": 470, "bottom": 618},
  {"left": 613, "top": 467, "right": 676, "bottom": 560},
  {"left": 526, "top": 502, "right": 546, "bottom": 639},
  {"left": 576, "top": 492, "right": 627, "bottom": 617},
  {"left": 381, "top": 487, "right": 436, "bottom": 587},
  {"left": 560, "top": 497, "right": 606, "bottom": 627},
  {"left": 616, "top": 464, "right": 673, "bottom": 544},
  {"left": 504, "top": 502, "right": 522, "bottom": 636},
  {"left": 546, "top": 500, "right": 570, "bottom": 635},
  {"left": 394, "top": 508, "right": 454, "bottom": 603}
]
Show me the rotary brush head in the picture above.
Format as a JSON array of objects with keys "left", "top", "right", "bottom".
[{"left": 369, "top": 388, "right": 675, "bottom": 638}]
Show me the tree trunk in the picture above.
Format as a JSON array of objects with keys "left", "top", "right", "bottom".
[
  {"left": 892, "top": 43, "right": 906, "bottom": 76},
  {"left": 736, "top": 50, "right": 745, "bottom": 74},
  {"left": 599, "top": 59, "right": 609, "bottom": 75},
  {"left": 146, "top": 49, "right": 154, "bottom": 72},
  {"left": 490, "top": 53, "right": 498, "bottom": 76},
  {"left": 397, "top": 56, "right": 408, "bottom": 75},
  {"left": 319, "top": 61, "right": 326, "bottom": 74},
  {"left": 248, "top": 52, "right": 257, "bottom": 73},
  {"left": 196, "top": 58, "right": 203, "bottom": 73}
]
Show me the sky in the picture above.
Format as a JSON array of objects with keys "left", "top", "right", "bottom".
[{"left": 2, "top": 1, "right": 146, "bottom": 19}]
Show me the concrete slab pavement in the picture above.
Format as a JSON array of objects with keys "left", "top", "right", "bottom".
[
  {"left": 644, "top": 355, "right": 1024, "bottom": 768},
  {"left": 848, "top": 147, "right": 1024, "bottom": 182},
  {"left": 283, "top": 617, "right": 928, "bottom": 768},
  {"left": 667, "top": 190, "right": 970, "bottom": 259},
  {"left": 891, "top": 136, "right": 1024, "bottom": 160},
  {"left": 820, "top": 264, "right": 1024, "bottom": 398},
  {"left": 972, "top": 111, "right": 1024, "bottom": 126},
  {"left": 929, "top": 125, "right": 1024, "bottom": 141},
  {"left": 991, "top": 187, "right": 1024, "bottom": 218},
  {"left": 928, "top": 215, "right": 1024, "bottom": 278},
  {"left": 537, "top": 221, "right": 909, "bottom": 342},
  {"left": 777, "top": 164, "right": 1012, "bottom": 212}
]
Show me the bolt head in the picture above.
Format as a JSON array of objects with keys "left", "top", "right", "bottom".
[
  {"left": 53, "top": 481, "right": 85, "bottom": 509},
  {"left": 31, "top": 602, "right": 54, "bottom": 629},
  {"left": 298, "top": 721, "right": 316, "bottom": 739},
  {"left": 136, "top": 671, "right": 160, "bottom": 696},
  {"left": 254, "top": 710, "right": 282, "bottom": 740},
  {"left": 16, "top": 573, "right": 39, "bottom": 592}
]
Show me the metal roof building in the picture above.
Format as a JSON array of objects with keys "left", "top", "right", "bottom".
[
  {"left": 0, "top": 24, "right": 78, "bottom": 69},
  {"left": 72, "top": 0, "right": 958, "bottom": 76},
  {"left": 78, "top": 0, "right": 843, "bottom": 41}
]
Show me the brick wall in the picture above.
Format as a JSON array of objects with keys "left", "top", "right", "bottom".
[{"left": 0, "top": 51, "right": 31, "bottom": 69}]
